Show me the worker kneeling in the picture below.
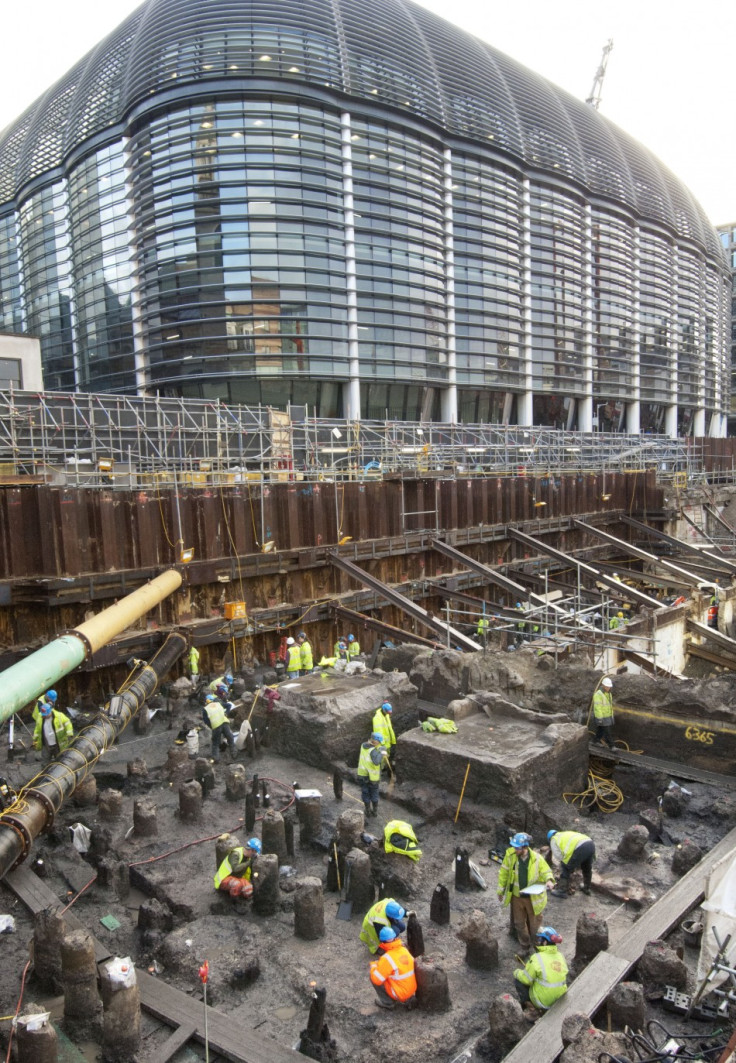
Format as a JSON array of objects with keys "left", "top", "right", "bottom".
[
  {"left": 360, "top": 898, "right": 407, "bottom": 954},
  {"left": 214, "top": 837, "right": 261, "bottom": 900},
  {"left": 513, "top": 927, "right": 568, "bottom": 1018},
  {"left": 370, "top": 928, "right": 417, "bottom": 1010}
]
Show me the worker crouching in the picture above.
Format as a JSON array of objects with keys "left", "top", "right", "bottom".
[
  {"left": 513, "top": 926, "right": 568, "bottom": 1019},
  {"left": 370, "top": 928, "right": 417, "bottom": 1010},
  {"left": 214, "top": 838, "right": 261, "bottom": 900}
]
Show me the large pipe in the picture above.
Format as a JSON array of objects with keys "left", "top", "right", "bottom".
[
  {"left": 0, "top": 569, "right": 182, "bottom": 727},
  {"left": 0, "top": 631, "right": 187, "bottom": 879}
]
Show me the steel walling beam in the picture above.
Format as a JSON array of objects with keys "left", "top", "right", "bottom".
[
  {"left": 572, "top": 520, "right": 704, "bottom": 589},
  {"left": 328, "top": 553, "right": 481, "bottom": 651},
  {"left": 507, "top": 527, "right": 662, "bottom": 610},
  {"left": 430, "top": 538, "right": 569, "bottom": 617}
]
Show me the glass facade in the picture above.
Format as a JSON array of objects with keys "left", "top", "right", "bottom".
[{"left": 0, "top": 0, "right": 729, "bottom": 434}]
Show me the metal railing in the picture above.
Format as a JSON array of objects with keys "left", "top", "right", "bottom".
[{"left": 0, "top": 389, "right": 728, "bottom": 489}]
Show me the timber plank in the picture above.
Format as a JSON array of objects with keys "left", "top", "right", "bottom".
[
  {"left": 148, "top": 1022, "right": 197, "bottom": 1063},
  {"left": 588, "top": 745, "right": 736, "bottom": 790},
  {"left": 6, "top": 867, "right": 301, "bottom": 1063}
]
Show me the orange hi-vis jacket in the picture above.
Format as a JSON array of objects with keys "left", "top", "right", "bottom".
[{"left": 370, "top": 938, "right": 417, "bottom": 1002}]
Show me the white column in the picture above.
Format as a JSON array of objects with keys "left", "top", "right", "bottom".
[
  {"left": 626, "top": 225, "right": 641, "bottom": 434},
  {"left": 579, "top": 205, "right": 594, "bottom": 432},
  {"left": 519, "top": 178, "right": 533, "bottom": 426},
  {"left": 666, "top": 243, "right": 679, "bottom": 437},
  {"left": 340, "top": 113, "right": 361, "bottom": 421},
  {"left": 441, "top": 149, "right": 457, "bottom": 424}
]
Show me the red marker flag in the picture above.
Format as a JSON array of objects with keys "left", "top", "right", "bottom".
[{"left": 199, "top": 960, "right": 209, "bottom": 984}]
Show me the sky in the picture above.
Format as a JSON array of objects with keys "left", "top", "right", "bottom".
[{"left": 1, "top": 0, "right": 734, "bottom": 225}]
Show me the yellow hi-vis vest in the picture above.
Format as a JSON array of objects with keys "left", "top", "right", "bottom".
[
  {"left": 358, "top": 741, "right": 383, "bottom": 782},
  {"left": 214, "top": 847, "right": 252, "bottom": 889},
  {"left": 372, "top": 708, "right": 396, "bottom": 749},
  {"left": 360, "top": 898, "right": 398, "bottom": 953},
  {"left": 498, "top": 848, "right": 554, "bottom": 915},
  {"left": 592, "top": 689, "right": 613, "bottom": 721},
  {"left": 189, "top": 646, "right": 200, "bottom": 673},
  {"left": 299, "top": 640, "right": 313, "bottom": 671},
  {"left": 204, "top": 701, "right": 228, "bottom": 728},
  {"left": 348, "top": 640, "right": 360, "bottom": 657},
  {"left": 286, "top": 644, "right": 301, "bottom": 673},
  {"left": 384, "top": 819, "right": 422, "bottom": 862}
]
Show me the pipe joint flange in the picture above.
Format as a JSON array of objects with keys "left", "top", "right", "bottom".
[
  {"left": 61, "top": 628, "right": 93, "bottom": 660},
  {"left": 1, "top": 815, "right": 34, "bottom": 870},
  {"left": 25, "top": 787, "right": 57, "bottom": 833}
]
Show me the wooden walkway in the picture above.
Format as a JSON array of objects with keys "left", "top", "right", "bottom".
[
  {"left": 502, "top": 824, "right": 736, "bottom": 1063},
  {"left": 5, "top": 866, "right": 301, "bottom": 1063}
]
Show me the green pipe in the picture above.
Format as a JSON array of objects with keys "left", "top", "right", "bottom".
[{"left": 0, "top": 569, "right": 182, "bottom": 727}]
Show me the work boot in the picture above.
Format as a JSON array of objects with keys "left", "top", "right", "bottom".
[
  {"left": 371, "top": 802, "right": 379, "bottom": 817},
  {"left": 364, "top": 803, "right": 372, "bottom": 818},
  {"left": 551, "top": 882, "right": 569, "bottom": 899},
  {"left": 581, "top": 884, "right": 592, "bottom": 896}
]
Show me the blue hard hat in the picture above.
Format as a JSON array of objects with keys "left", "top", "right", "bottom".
[
  {"left": 510, "top": 832, "right": 532, "bottom": 849},
  {"left": 298, "top": 632, "right": 306, "bottom": 639},
  {"left": 348, "top": 634, "right": 355, "bottom": 642},
  {"left": 385, "top": 901, "right": 406, "bottom": 920},
  {"left": 379, "top": 927, "right": 397, "bottom": 943},
  {"left": 216, "top": 684, "right": 228, "bottom": 697},
  {"left": 247, "top": 838, "right": 262, "bottom": 855},
  {"left": 46, "top": 690, "right": 58, "bottom": 702},
  {"left": 381, "top": 702, "right": 393, "bottom": 713},
  {"left": 40, "top": 703, "right": 52, "bottom": 716},
  {"left": 225, "top": 673, "right": 234, "bottom": 684},
  {"left": 371, "top": 732, "right": 384, "bottom": 743},
  {"left": 547, "top": 830, "right": 557, "bottom": 842},
  {"left": 536, "top": 926, "right": 562, "bottom": 945},
  {"left": 205, "top": 693, "right": 217, "bottom": 702}
]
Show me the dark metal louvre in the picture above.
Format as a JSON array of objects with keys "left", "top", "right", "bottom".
[{"left": 0, "top": 0, "right": 720, "bottom": 259}]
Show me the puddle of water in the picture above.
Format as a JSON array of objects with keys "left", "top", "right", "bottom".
[{"left": 272, "top": 1004, "right": 298, "bottom": 1020}]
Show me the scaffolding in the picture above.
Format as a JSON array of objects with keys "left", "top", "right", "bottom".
[{"left": 0, "top": 389, "right": 726, "bottom": 489}]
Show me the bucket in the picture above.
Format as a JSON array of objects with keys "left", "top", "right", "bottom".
[{"left": 681, "top": 919, "right": 703, "bottom": 948}]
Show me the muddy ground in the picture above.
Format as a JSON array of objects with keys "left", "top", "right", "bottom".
[{"left": 1, "top": 650, "right": 736, "bottom": 1063}]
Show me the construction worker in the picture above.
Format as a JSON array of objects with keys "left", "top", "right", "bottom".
[
  {"left": 547, "top": 829, "right": 596, "bottom": 898},
  {"left": 33, "top": 689, "right": 58, "bottom": 723},
  {"left": 214, "top": 838, "right": 261, "bottom": 898},
  {"left": 297, "top": 631, "right": 313, "bottom": 675},
  {"left": 347, "top": 633, "right": 361, "bottom": 657},
  {"left": 360, "top": 898, "right": 407, "bottom": 954},
  {"left": 334, "top": 638, "right": 349, "bottom": 661},
  {"left": 591, "top": 676, "right": 615, "bottom": 748},
  {"left": 188, "top": 643, "right": 200, "bottom": 686},
  {"left": 514, "top": 603, "right": 527, "bottom": 645},
  {"left": 609, "top": 611, "right": 625, "bottom": 630},
  {"left": 372, "top": 702, "right": 396, "bottom": 764},
  {"left": 358, "top": 732, "right": 387, "bottom": 818},
  {"left": 285, "top": 637, "right": 301, "bottom": 677},
  {"left": 369, "top": 928, "right": 417, "bottom": 1009},
  {"left": 209, "top": 671, "right": 234, "bottom": 694},
  {"left": 33, "top": 700, "right": 74, "bottom": 762},
  {"left": 497, "top": 832, "right": 555, "bottom": 953},
  {"left": 202, "top": 693, "right": 236, "bottom": 763},
  {"left": 513, "top": 926, "right": 568, "bottom": 1017}
]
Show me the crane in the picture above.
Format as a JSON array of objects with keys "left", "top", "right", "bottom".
[{"left": 586, "top": 39, "right": 614, "bottom": 110}]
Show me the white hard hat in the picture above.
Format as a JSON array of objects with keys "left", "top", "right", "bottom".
[
  {"left": 286, "top": 637, "right": 295, "bottom": 645},
  {"left": 601, "top": 677, "right": 613, "bottom": 689}
]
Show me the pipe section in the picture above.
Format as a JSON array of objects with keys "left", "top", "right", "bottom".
[
  {"left": 0, "top": 569, "right": 182, "bottom": 726},
  {"left": 0, "top": 631, "right": 186, "bottom": 878}
]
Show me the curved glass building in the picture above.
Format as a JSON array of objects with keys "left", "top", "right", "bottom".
[{"left": 0, "top": 0, "right": 729, "bottom": 433}]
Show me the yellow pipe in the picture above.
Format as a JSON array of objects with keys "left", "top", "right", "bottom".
[{"left": 75, "top": 570, "right": 182, "bottom": 654}]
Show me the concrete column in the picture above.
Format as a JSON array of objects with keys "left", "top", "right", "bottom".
[
  {"left": 519, "top": 177, "right": 534, "bottom": 427},
  {"left": 441, "top": 148, "right": 457, "bottom": 424},
  {"left": 341, "top": 112, "right": 361, "bottom": 421}
]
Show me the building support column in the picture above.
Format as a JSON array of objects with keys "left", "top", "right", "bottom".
[
  {"left": 341, "top": 113, "right": 361, "bottom": 421},
  {"left": 627, "top": 226, "right": 641, "bottom": 434},
  {"left": 124, "top": 136, "right": 150, "bottom": 395},
  {"left": 441, "top": 149, "right": 457, "bottom": 424},
  {"left": 519, "top": 178, "right": 533, "bottom": 426},
  {"left": 666, "top": 244, "right": 679, "bottom": 437},
  {"left": 579, "top": 205, "right": 594, "bottom": 432}
]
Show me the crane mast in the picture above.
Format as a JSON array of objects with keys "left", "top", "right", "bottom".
[{"left": 586, "top": 39, "right": 614, "bottom": 110}]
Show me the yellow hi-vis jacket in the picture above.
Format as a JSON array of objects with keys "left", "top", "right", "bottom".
[
  {"left": 299, "top": 640, "right": 313, "bottom": 671},
  {"left": 592, "top": 688, "right": 613, "bottom": 721},
  {"left": 189, "top": 646, "right": 200, "bottom": 674},
  {"left": 348, "top": 640, "right": 360, "bottom": 656},
  {"left": 550, "top": 831, "right": 592, "bottom": 867},
  {"left": 497, "top": 848, "right": 554, "bottom": 915},
  {"left": 514, "top": 945, "right": 568, "bottom": 1009},
  {"left": 33, "top": 709, "right": 73, "bottom": 752},
  {"left": 370, "top": 938, "right": 417, "bottom": 1001},
  {"left": 286, "top": 644, "right": 301, "bottom": 674},
  {"left": 372, "top": 708, "right": 396, "bottom": 749},
  {"left": 360, "top": 898, "right": 402, "bottom": 953},
  {"left": 384, "top": 819, "right": 422, "bottom": 862}
]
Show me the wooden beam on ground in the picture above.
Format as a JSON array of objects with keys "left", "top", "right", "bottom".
[
  {"left": 502, "top": 824, "right": 736, "bottom": 1063},
  {"left": 149, "top": 1023, "right": 197, "bottom": 1063},
  {"left": 588, "top": 745, "right": 736, "bottom": 790},
  {"left": 4, "top": 867, "right": 302, "bottom": 1063}
]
